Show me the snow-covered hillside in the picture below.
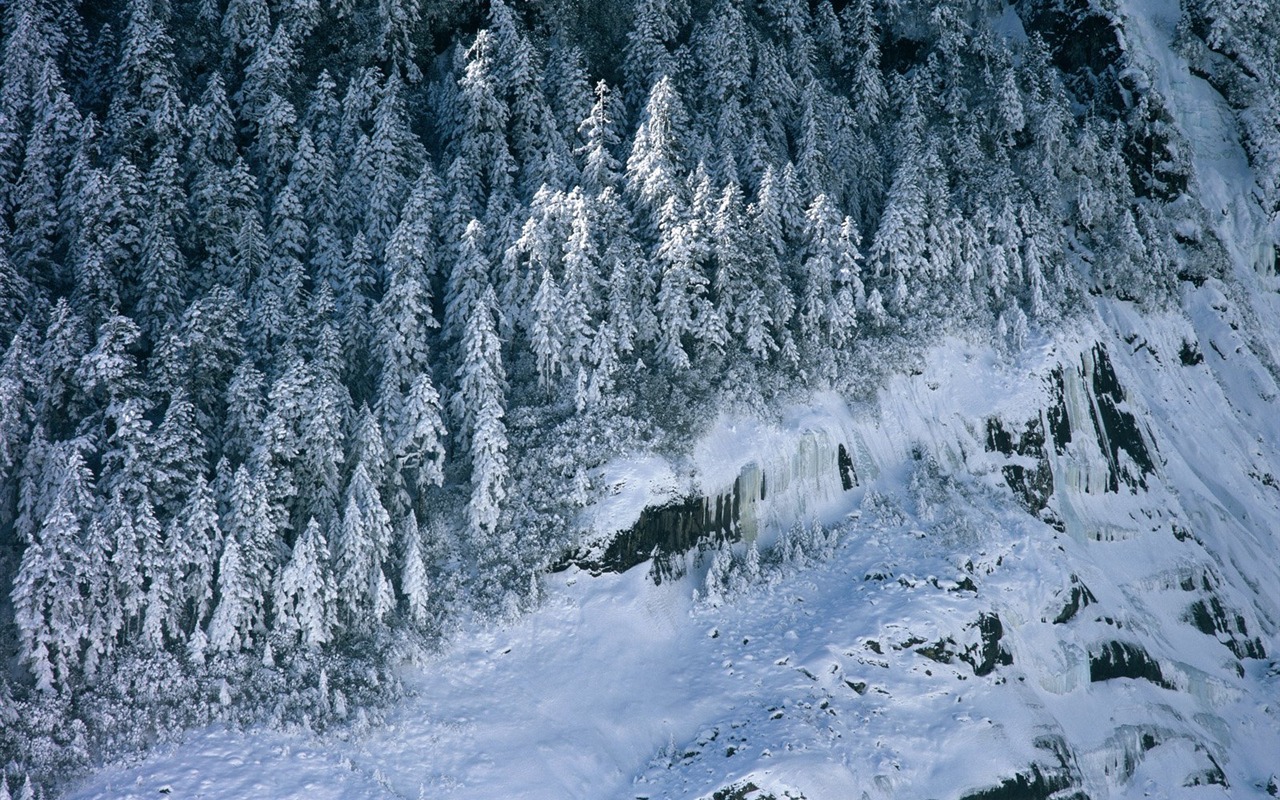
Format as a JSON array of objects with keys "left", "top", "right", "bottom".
[
  {"left": 68, "top": 281, "right": 1280, "bottom": 798},
  {"left": 69, "top": 262, "right": 1280, "bottom": 800},
  {"left": 8, "top": 0, "right": 1280, "bottom": 794},
  {"left": 64, "top": 0, "right": 1280, "bottom": 795}
]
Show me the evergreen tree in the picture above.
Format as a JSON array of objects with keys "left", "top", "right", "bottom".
[
  {"left": 149, "top": 390, "right": 204, "bottom": 520},
  {"left": 305, "top": 361, "right": 351, "bottom": 526},
  {"left": 223, "top": 358, "right": 265, "bottom": 465},
  {"left": 560, "top": 188, "right": 599, "bottom": 372},
  {"left": 696, "top": 0, "right": 752, "bottom": 113},
  {"left": 364, "top": 75, "right": 423, "bottom": 258},
  {"left": 603, "top": 208, "right": 644, "bottom": 356},
  {"left": 395, "top": 373, "right": 447, "bottom": 496},
  {"left": 444, "top": 219, "right": 492, "bottom": 357},
  {"left": 339, "top": 233, "right": 378, "bottom": 398},
  {"left": 844, "top": 0, "right": 886, "bottom": 127},
  {"left": 376, "top": 163, "right": 440, "bottom": 419},
  {"left": 869, "top": 86, "right": 928, "bottom": 314},
  {"left": 221, "top": 0, "right": 270, "bottom": 58},
  {"left": 798, "top": 193, "right": 839, "bottom": 345},
  {"left": 746, "top": 41, "right": 796, "bottom": 163},
  {"left": 377, "top": 0, "right": 423, "bottom": 79},
  {"left": 654, "top": 196, "right": 707, "bottom": 370},
  {"left": 11, "top": 59, "right": 79, "bottom": 282},
  {"left": 11, "top": 446, "right": 93, "bottom": 691},
  {"left": 531, "top": 265, "right": 566, "bottom": 387},
  {"left": 176, "top": 473, "right": 221, "bottom": 633},
  {"left": 287, "top": 128, "right": 336, "bottom": 237},
  {"left": 0, "top": 328, "right": 37, "bottom": 501},
  {"left": 796, "top": 81, "right": 833, "bottom": 200},
  {"left": 274, "top": 517, "right": 335, "bottom": 648},
  {"left": 399, "top": 511, "right": 431, "bottom": 627},
  {"left": 136, "top": 146, "right": 188, "bottom": 341},
  {"left": 112, "top": 0, "right": 185, "bottom": 160},
  {"left": 626, "top": 76, "right": 690, "bottom": 235},
  {"left": 453, "top": 285, "right": 508, "bottom": 550},
  {"left": 750, "top": 165, "right": 799, "bottom": 361},
  {"left": 713, "top": 183, "right": 775, "bottom": 361},
  {"left": 451, "top": 30, "right": 515, "bottom": 216},
  {"left": 335, "top": 461, "right": 395, "bottom": 629},
  {"left": 224, "top": 464, "right": 278, "bottom": 626},
  {"left": 833, "top": 215, "right": 864, "bottom": 347},
  {"left": 545, "top": 44, "right": 592, "bottom": 157},
  {"left": 347, "top": 403, "right": 391, "bottom": 493},
  {"left": 489, "top": 0, "right": 571, "bottom": 198},
  {"left": 578, "top": 80, "right": 624, "bottom": 194},
  {"left": 622, "top": 0, "right": 683, "bottom": 104},
  {"left": 207, "top": 529, "right": 255, "bottom": 653}
]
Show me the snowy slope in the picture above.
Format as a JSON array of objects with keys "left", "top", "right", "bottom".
[
  {"left": 66, "top": 293, "right": 1280, "bottom": 799},
  {"left": 64, "top": 1, "right": 1280, "bottom": 797}
]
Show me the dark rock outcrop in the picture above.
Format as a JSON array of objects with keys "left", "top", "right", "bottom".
[{"left": 1089, "top": 641, "right": 1174, "bottom": 689}]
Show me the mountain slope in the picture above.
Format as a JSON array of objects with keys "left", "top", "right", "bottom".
[
  {"left": 68, "top": 295, "right": 1280, "bottom": 798},
  {"left": 6, "top": 0, "right": 1280, "bottom": 796}
]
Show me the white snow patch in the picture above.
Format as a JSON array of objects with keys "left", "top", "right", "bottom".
[{"left": 585, "top": 454, "right": 683, "bottom": 536}]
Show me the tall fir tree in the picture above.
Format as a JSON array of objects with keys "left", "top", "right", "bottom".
[{"left": 453, "top": 285, "right": 508, "bottom": 553}]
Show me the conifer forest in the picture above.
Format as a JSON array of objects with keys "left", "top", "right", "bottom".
[{"left": 1, "top": 0, "right": 1279, "bottom": 795}]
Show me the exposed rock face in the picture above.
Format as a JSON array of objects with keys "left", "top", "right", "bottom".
[
  {"left": 1015, "top": 0, "right": 1126, "bottom": 107},
  {"left": 577, "top": 286, "right": 1280, "bottom": 794},
  {"left": 556, "top": 482, "right": 747, "bottom": 582},
  {"left": 1089, "top": 641, "right": 1174, "bottom": 689},
  {"left": 1014, "top": 0, "right": 1193, "bottom": 203},
  {"left": 560, "top": 439, "right": 863, "bottom": 581},
  {"left": 985, "top": 344, "right": 1157, "bottom": 514}
]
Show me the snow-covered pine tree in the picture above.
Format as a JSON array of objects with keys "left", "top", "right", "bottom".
[
  {"left": 578, "top": 80, "right": 624, "bottom": 194},
  {"left": 396, "top": 373, "right": 447, "bottom": 497},
  {"left": 654, "top": 195, "right": 705, "bottom": 371},
  {"left": 444, "top": 218, "right": 491, "bottom": 368},
  {"left": 489, "top": 0, "right": 571, "bottom": 198},
  {"left": 274, "top": 517, "right": 336, "bottom": 648},
  {"left": 208, "top": 528, "right": 256, "bottom": 653},
  {"left": 453, "top": 284, "right": 509, "bottom": 555},
  {"left": 832, "top": 215, "right": 864, "bottom": 348},
  {"left": 799, "top": 193, "right": 840, "bottom": 347},
  {"left": 377, "top": 0, "right": 423, "bottom": 80},
  {"left": 713, "top": 182, "right": 775, "bottom": 362},
  {"left": 334, "top": 460, "right": 396, "bottom": 630},
  {"left": 376, "top": 164, "right": 440, "bottom": 422},
  {"left": 626, "top": 76, "right": 690, "bottom": 237},
  {"left": 223, "top": 464, "right": 278, "bottom": 627},
  {"left": 296, "top": 356, "right": 349, "bottom": 527},
  {"left": 451, "top": 30, "right": 515, "bottom": 219},
  {"left": 622, "top": 0, "right": 683, "bottom": 106},
  {"left": 348, "top": 403, "right": 391, "bottom": 493},
  {"left": 176, "top": 472, "right": 221, "bottom": 634},
  {"left": 531, "top": 265, "right": 566, "bottom": 388},
  {"left": 396, "top": 510, "right": 430, "bottom": 627},
  {"left": 364, "top": 75, "right": 423, "bottom": 259},
  {"left": 11, "top": 445, "right": 93, "bottom": 691},
  {"left": 560, "top": 188, "right": 599, "bottom": 375},
  {"left": 869, "top": 84, "right": 928, "bottom": 315}
]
